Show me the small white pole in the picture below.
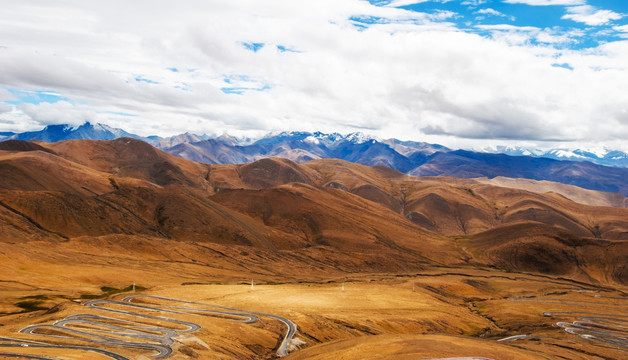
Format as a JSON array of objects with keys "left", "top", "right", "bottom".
[
  {"left": 132, "top": 281, "right": 136, "bottom": 292},
  {"left": 341, "top": 282, "right": 345, "bottom": 292},
  {"left": 251, "top": 279, "right": 254, "bottom": 291}
]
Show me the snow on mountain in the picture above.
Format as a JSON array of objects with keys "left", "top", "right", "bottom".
[
  {"left": 383, "top": 139, "right": 449, "bottom": 157},
  {"left": 3, "top": 122, "right": 627, "bottom": 169},
  {"left": 545, "top": 149, "right": 588, "bottom": 160},
  {"left": 9, "top": 122, "right": 143, "bottom": 142},
  {"left": 304, "top": 135, "right": 320, "bottom": 145},
  {"left": 215, "top": 133, "right": 240, "bottom": 146},
  {"left": 479, "top": 145, "right": 544, "bottom": 157},
  {"left": 150, "top": 132, "right": 203, "bottom": 149},
  {"left": 478, "top": 145, "right": 628, "bottom": 168},
  {"left": 576, "top": 148, "right": 610, "bottom": 158},
  {"left": 63, "top": 124, "right": 81, "bottom": 132},
  {"left": 344, "top": 132, "right": 378, "bottom": 144}
]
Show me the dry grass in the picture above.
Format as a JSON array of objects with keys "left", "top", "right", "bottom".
[{"left": 2, "top": 268, "right": 626, "bottom": 359}]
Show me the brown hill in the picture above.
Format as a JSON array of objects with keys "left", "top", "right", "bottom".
[
  {"left": 0, "top": 139, "right": 626, "bottom": 286},
  {"left": 462, "top": 222, "right": 628, "bottom": 284},
  {"left": 0, "top": 142, "right": 436, "bottom": 276},
  {"left": 46, "top": 138, "right": 208, "bottom": 187},
  {"left": 475, "top": 176, "right": 628, "bottom": 208},
  {"left": 0, "top": 139, "right": 56, "bottom": 154},
  {"left": 238, "top": 158, "right": 322, "bottom": 189},
  {"left": 0, "top": 150, "right": 119, "bottom": 195},
  {"left": 210, "top": 183, "right": 461, "bottom": 265},
  {"left": 294, "top": 160, "right": 628, "bottom": 241}
]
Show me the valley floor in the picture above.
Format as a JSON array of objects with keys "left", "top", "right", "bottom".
[{"left": 1, "top": 266, "right": 626, "bottom": 359}]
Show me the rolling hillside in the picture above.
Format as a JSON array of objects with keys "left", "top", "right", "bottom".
[{"left": 1, "top": 138, "right": 626, "bottom": 286}]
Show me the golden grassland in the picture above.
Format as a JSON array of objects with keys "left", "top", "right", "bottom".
[{"left": 1, "top": 266, "right": 626, "bottom": 359}]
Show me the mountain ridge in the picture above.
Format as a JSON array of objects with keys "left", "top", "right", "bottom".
[
  {"left": 2, "top": 123, "right": 628, "bottom": 196},
  {"left": 481, "top": 145, "right": 628, "bottom": 168}
]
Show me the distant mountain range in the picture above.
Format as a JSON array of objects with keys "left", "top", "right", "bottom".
[
  {"left": 2, "top": 122, "right": 627, "bottom": 195},
  {"left": 481, "top": 145, "right": 628, "bottom": 168}
]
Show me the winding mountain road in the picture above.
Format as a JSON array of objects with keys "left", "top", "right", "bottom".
[
  {"left": 122, "top": 295, "right": 297, "bottom": 357},
  {"left": 0, "top": 294, "right": 297, "bottom": 359},
  {"left": 506, "top": 294, "right": 628, "bottom": 351}
]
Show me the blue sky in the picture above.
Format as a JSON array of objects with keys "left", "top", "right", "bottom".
[
  {"left": 367, "top": 0, "right": 628, "bottom": 48},
  {"left": 0, "top": 0, "right": 627, "bottom": 151},
  {"left": 5, "top": 89, "right": 73, "bottom": 106}
]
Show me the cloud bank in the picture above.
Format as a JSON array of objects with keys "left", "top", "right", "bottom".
[{"left": 0, "top": 0, "right": 627, "bottom": 150}]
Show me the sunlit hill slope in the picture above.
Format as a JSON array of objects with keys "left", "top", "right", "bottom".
[{"left": 0, "top": 138, "right": 627, "bottom": 287}]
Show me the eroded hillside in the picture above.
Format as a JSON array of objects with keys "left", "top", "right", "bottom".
[{"left": 1, "top": 138, "right": 627, "bottom": 286}]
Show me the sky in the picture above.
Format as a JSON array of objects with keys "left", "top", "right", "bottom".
[{"left": 1, "top": 0, "right": 627, "bottom": 150}]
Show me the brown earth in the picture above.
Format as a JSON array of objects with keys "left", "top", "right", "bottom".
[
  {"left": 1, "top": 139, "right": 627, "bottom": 283},
  {"left": 1, "top": 271, "right": 625, "bottom": 359},
  {"left": 474, "top": 176, "right": 628, "bottom": 208},
  {"left": 0, "top": 138, "right": 627, "bottom": 359}
]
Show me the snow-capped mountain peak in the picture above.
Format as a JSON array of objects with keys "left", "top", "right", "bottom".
[
  {"left": 344, "top": 132, "right": 378, "bottom": 144},
  {"left": 477, "top": 145, "right": 627, "bottom": 168},
  {"left": 304, "top": 135, "right": 320, "bottom": 144},
  {"left": 546, "top": 149, "right": 587, "bottom": 159},
  {"left": 62, "top": 123, "right": 82, "bottom": 132},
  {"left": 479, "top": 145, "right": 544, "bottom": 157}
]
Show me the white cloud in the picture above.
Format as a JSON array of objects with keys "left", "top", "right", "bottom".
[
  {"left": 476, "top": 8, "right": 507, "bottom": 17},
  {"left": 0, "top": 103, "right": 12, "bottom": 114},
  {"left": 0, "top": 88, "right": 17, "bottom": 102},
  {"left": 477, "top": 24, "right": 538, "bottom": 31},
  {"left": 535, "top": 28, "right": 579, "bottom": 43},
  {"left": 18, "top": 101, "right": 95, "bottom": 126},
  {"left": 461, "top": 0, "right": 487, "bottom": 5},
  {"left": 503, "top": 0, "right": 584, "bottom": 5},
  {"left": 385, "top": 0, "right": 430, "bottom": 7},
  {"left": 562, "top": 5, "right": 623, "bottom": 26},
  {"left": 615, "top": 25, "right": 628, "bottom": 38},
  {"left": 476, "top": 24, "right": 577, "bottom": 45},
  {"left": 430, "top": 10, "right": 458, "bottom": 21},
  {"left": 0, "top": 0, "right": 627, "bottom": 148}
]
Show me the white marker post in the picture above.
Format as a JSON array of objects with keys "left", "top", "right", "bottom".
[
  {"left": 132, "top": 281, "right": 136, "bottom": 292},
  {"left": 341, "top": 282, "right": 345, "bottom": 292},
  {"left": 251, "top": 279, "right": 254, "bottom": 291}
]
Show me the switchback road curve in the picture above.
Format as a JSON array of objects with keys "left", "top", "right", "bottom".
[
  {"left": 0, "top": 294, "right": 297, "bottom": 359},
  {"left": 122, "top": 295, "right": 297, "bottom": 357},
  {"left": 506, "top": 294, "right": 628, "bottom": 352}
]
